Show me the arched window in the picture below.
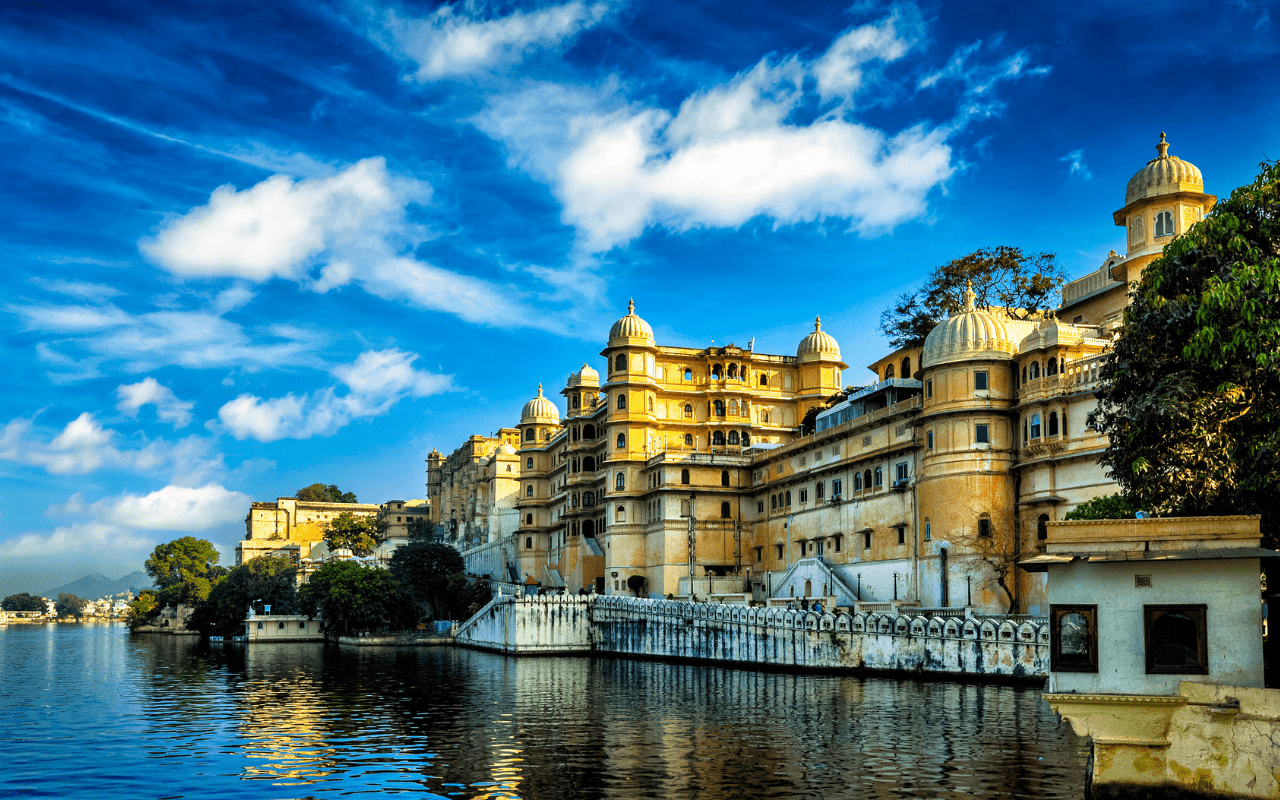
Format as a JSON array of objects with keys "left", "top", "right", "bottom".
[
  {"left": 854, "top": 472, "right": 863, "bottom": 491},
  {"left": 901, "top": 357, "right": 911, "bottom": 379},
  {"left": 680, "top": 500, "right": 690, "bottom": 517},
  {"left": 572, "top": 395, "right": 580, "bottom": 408},
  {"left": 681, "top": 469, "right": 690, "bottom": 485},
  {"left": 759, "top": 374, "right": 768, "bottom": 387},
  {"left": 721, "top": 470, "right": 730, "bottom": 487},
  {"left": 1030, "top": 361, "right": 1040, "bottom": 380},
  {"left": 864, "top": 469, "right": 872, "bottom": 488},
  {"left": 978, "top": 515, "right": 992, "bottom": 537},
  {"left": 616, "top": 433, "right": 626, "bottom": 449},
  {"left": 1037, "top": 513, "right": 1050, "bottom": 541},
  {"left": 572, "top": 458, "right": 579, "bottom": 473},
  {"left": 1047, "top": 358, "right": 1058, "bottom": 376},
  {"left": 684, "top": 368, "right": 693, "bottom": 381},
  {"left": 785, "top": 490, "right": 792, "bottom": 506},
  {"left": 771, "top": 495, "right": 777, "bottom": 510},
  {"left": 874, "top": 467, "right": 883, "bottom": 487},
  {"left": 885, "top": 364, "right": 895, "bottom": 379},
  {"left": 714, "top": 400, "right": 725, "bottom": 416},
  {"left": 527, "top": 457, "right": 534, "bottom": 468},
  {"left": 816, "top": 481, "right": 824, "bottom": 500},
  {"left": 583, "top": 456, "right": 595, "bottom": 471},
  {"left": 728, "top": 399, "right": 738, "bottom": 415},
  {"left": 1049, "top": 411, "right": 1059, "bottom": 436},
  {"left": 720, "top": 501, "right": 731, "bottom": 518},
  {"left": 583, "top": 491, "right": 594, "bottom": 507},
  {"left": 924, "top": 519, "right": 931, "bottom": 540},
  {"left": 1022, "top": 365, "right": 1028, "bottom": 383},
  {"left": 1030, "top": 413, "right": 1042, "bottom": 439},
  {"left": 1155, "top": 210, "right": 1174, "bottom": 237},
  {"left": 741, "top": 432, "right": 750, "bottom": 446},
  {"left": 526, "top": 485, "right": 534, "bottom": 497},
  {"left": 617, "top": 394, "right": 626, "bottom": 410},
  {"left": 571, "top": 493, "right": 578, "bottom": 507},
  {"left": 572, "top": 427, "right": 579, "bottom": 442},
  {"left": 683, "top": 403, "right": 693, "bottom": 418},
  {"left": 616, "top": 505, "right": 626, "bottom": 522},
  {"left": 525, "top": 429, "right": 535, "bottom": 441},
  {"left": 761, "top": 411, "right": 770, "bottom": 424},
  {"left": 582, "top": 519, "right": 595, "bottom": 536},
  {"left": 712, "top": 431, "right": 725, "bottom": 446},
  {"left": 583, "top": 424, "right": 595, "bottom": 439},
  {"left": 615, "top": 472, "right": 626, "bottom": 490},
  {"left": 526, "top": 536, "right": 533, "bottom": 548},
  {"left": 712, "top": 364, "right": 723, "bottom": 379},
  {"left": 614, "top": 354, "right": 626, "bottom": 372},
  {"left": 684, "top": 433, "right": 693, "bottom": 446},
  {"left": 728, "top": 364, "right": 738, "bottom": 379},
  {"left": 728, "top": 431, "right": 740, "bottom": 445}
]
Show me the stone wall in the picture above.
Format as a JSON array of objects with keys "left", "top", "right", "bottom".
[{"left": 454, "top": 594, "right": 1049, "bottom": 680}]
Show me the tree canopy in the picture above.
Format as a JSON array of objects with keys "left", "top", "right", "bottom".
[
  {"left": 126, "top": 590, "right": 159, "bottom": 630},
  {"left": 145, "top": 537, "right": 225, "bottom": 606},
  {"left": 190, "top": 554, "right": 299, "bottom": 637},
  {"left": 406, "top": 516, "right": 438, "bottom": 542},
  {"left": 323, "top": 512, "right": 383, "bottom": 557},
  {"left": 1062, "top": 494, "right": 1142, "bottom": 521},
  {"left": 879, "top": 247, "right": 1065, "bottom": 349},
  {"left": 1092, "top": 160, "right": 1280, "bottom": 547},
  {"left": 299, "top": 560, "right": 413, "bottom": 634},
  {"left": 296, "top": 483, "right": 358, "bottom": 503},
  {"left": 389, "top": 541, "right": 465, "bottom": 619},
  {"left": 55, "top": 593, "right": 88, "bottom": 618},
  {"left": 3, "top": 592, "right": 46, "bottom": 612}
]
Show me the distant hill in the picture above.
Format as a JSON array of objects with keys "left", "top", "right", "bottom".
[{"left": 42, "top": 571, "right": 153, "bottom": 600}]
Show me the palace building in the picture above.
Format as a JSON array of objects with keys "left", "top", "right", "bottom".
[{"left": 433, "top": 133, "right": 1216, "bottom": 615}]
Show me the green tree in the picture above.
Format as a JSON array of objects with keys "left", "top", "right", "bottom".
[
  {"left": 126, "top": 590, "right": 159, "bottom": 630},
  {"left": 2, "top": 592, "right": 46, "bottom": 612},
  {"left": 445, "top": 573, "right": 492, "bottom": 620},
  {"left": 298, "top": 560, "right": 413, "bottom": 635},
  {"left": 55, "top": 593, "right": 88, "bottom": 618},
  {"left": 1062, "top": 494, "right": 1142, "bottom": 521},
  {"left": 296, "top": 483, "right": 358, "bottom": 503},
  {"left": 189, "top": 554, "right": 299, "bottom": 637},
  {"left": 406, "top": 516, "right": 438, "bottom": 542},
  {"left": 879, "top": 247, "right": 1065, "bottom": 349},
  {"left": 1092, "top": 160, "right": 1280, "bottom": 547},
  {"left": 388, "top": 540, "right": 465, "bottom": 619},
  {"left": 145, "top": 537, "right": 225, "bottom": 606},
  {"left": 323, "top": 512, "right": 384, "bottom": 557}
]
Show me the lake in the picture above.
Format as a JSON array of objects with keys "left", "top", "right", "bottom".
[{"left": 0, "top": 624, "right": 1087, "bottom": 799}]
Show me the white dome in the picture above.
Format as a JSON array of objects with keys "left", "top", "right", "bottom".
[
  {"left": 921, "top": 283, "right": 1017, "bottom": 369},
  {"left": 567, "top": 363, "right": 600, "bottom": 388},
  {"left": 520, "top": 384, "right": 560, "bottom": 424},
  {"left": 1125, "top": 132, "right": 1204, "bottom": 204},
  {"left": 607, "top": 299, "right": 654, "bottom": 345},
  {"left": 498, "top": 442, "right": 516, "bottom": 456},
  {"left": 797, "top": 316, "right": 841, "bottom": 361}
]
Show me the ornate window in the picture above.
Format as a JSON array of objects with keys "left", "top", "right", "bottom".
[
  {"left": 759, "top": 374, "right": 768, "bottom": 387},
  {"left": 615, "top": 505, "right": 626, "bottom": 522},
  {"left": 741, "top": 432, "right": 750, "bottom": 446},
  {"left": 684, "top": 368, "right": 693, "bottom": 381},
  {"left": 1051, "top": 605, "right": 1098, "bottom": 673},
  {"left": 684, "top": 433, "right": 693, "bottom": 446},
  {"left": 616, "top": 433, "right": 626, "bottom": 449},
  {"left": 714, "top": 400, "right": 725, "bottom": 416},
  {"left": 1154, "top": 210, "right": 1175, "bottom": 237},
  {"left": 854, "top": 472, "right": 863, "bottom": 491},
  {"left": 527, "top": 457, "right": 534, "bottom": 468},
  {"left": 729, "top": 399, "right": 738, "bottom": 415},
  {"left": 684, "top": 404, "right": 693, "bottom": 418},
  {"left": 617, "top": 394, "right": 626, "bottom": 410},
  {"left": 583, "top": 424, "right": 595, "bottom": 439},
  {"left": 615, "top": 473, "right": 626, "bottom": 490},
  {"left": 1029, "top": 361, "right": 1040, "bottom": 380},
  {"left": 1030, "top": 413, "right": 1042, "bottom": 439},
  {"left": 1049, "top": 412, "right": 1059, "bottom": 436},
  {"left": 874, "top": 467, "right": 883, "bottom": 487},
  {"left": 728, "top": 431, "right": 739, "bottom": 445},
  {"left": 583, "top": 456, "right": 595, "bottom": 471},
  {"left": 712, "top": 431, "right": 725, "bottom": 446}
]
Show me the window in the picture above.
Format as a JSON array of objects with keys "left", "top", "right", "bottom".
[
  {"left": 684, "top": 404, "right": 693, "bottom": 418},
  {"left": 720, "top": 501, "right": 731, "bottom": 518},
  {"left": 901, "top": 357, "right": 911, "bottom": 379},
  {"left": 815, "top": 482, "right": 824, "bottom": 500},
  {"left": 771, "top": 494, "right": 777, "bottom": 510},
  {"left": 1030, "top": 414, "right": 1042, "bottom": 439},
  {"left": 681, "top": 469, "right": 690, "bottom": 485},
  {"left": 854, "top": 472, "right": 863, "bottom": 491},
  {"left": 525, "top": 514, "right": 533, "bottom": 525},
  {"left": 525, "top": 429, "right": 535, "bottom": 441},
  {"left": 1145, "top": 605, "right": 1208, "bottom": 674},
  {"left": 728, "top": 431, "right": 739, "bottom": 445},
  {"left": 924, "top": 519, "right": 931, "bottom": 541},
  {"left": 617, "top": 433, "right": 626, "bottom": 449},
  {"left": 721, "top": 470, "right": 730, "bottom": 487},
  {"left": 831, "top": 479, "right": 841, "bottom": 496},
  {"left": 925, "top": 379, "right": 933, "bottom": 399},
  {"left": 757, "top": 501, "right": 764, "bottom": 513},
  {"left": 974, "top": 370, "right": 989, "bottom": 391},
  {"left": 1051, "top": 605, "right": 1098, "bottom": 673},
  {"left": 759, "top": 375, "right": 768, "bottom": 387},
  {"left": 1048, "top": 412, "right": 1059, "bottom": 436},
  {"left": 927, "top": 430, "right": 934, "bottom": 450},
  {"left": 975, "top": 424, "right": 990, "bottom": 444},
  {"left": 833, "top": 535, "right": 841, "bottom": 552},
  {"left": 583, "top": 424, "right": 595, "bottom": 439},
  {"left": 617, "top": 394, "right": 627, "bottom": 410},
  {"left": 885, "top": 364, "right": 895, "bottom": 379},
  {"left": 799, "top": 489, "right": 808, "bottom": 503},
  {"left": 864, "top": 469, "right": 872, "bottom": 489},
  {"left": 776, "top": 544, "right": 784, "bottom": 559},
  {"left": 784, "top": 491, "right": 792, "bottom": 506},
  {"left": 1155, "top": 210, "right": 1174, "bottom": 237},
  {"left": 615, "top": 473, "right": 626, "bottom": 490},
  {"left": 978, "top": 516, "right": 991, "bottom": 538},
  {"left": 898, "top": 527, "right": 905, "bottom": 545},
  {"left": 1047, "top": 358, "right": 1058, "bottom": 376},
  {"left": 583, "top": 456, "right": 595, "bottom": 470},
  {"left": 761, "top": 411, "right": 770, "bottom": 424},
  {"left": 712, "top": 431, "right": 725, "bottom": 446},
  {"left": 741, "top": 432, "right": 751, "bottom": 446},
  {"left": 729, "top": 364, "right": 739, "bottom": 379},
  {"left": 1037, "top": 514, "right": 1049, "bottom": 541},
  {"left": 526, "top": 485, "right": 534, "bottom": 497},
  {"left": 863, "top": 530, "right": 872, "bottom": 549},
  {"left": 584, "top": 492, "right": 594, "bottom": 507},
  {"left": 615, "top": 505, "right": 626, "bottom": 522},
  {"left": 526, "top": 457, "right": 534, "bottom": 469},
  {"left": 526, "top": 537, "right": 533, "bottom": 549},
  {"left": 1030, "top": 361, "right": 1040, "bottom": 380},
  {"left": 714, "top": 400, "right": 725, "bottom": 416},
  {"left": 299, "top": 622, "right": 306, "bottom": 630},
  {"left": 874, "top": 467, "right": 883, "bottom": 487},
  {"left": 684, "top": 434, "right": 693, "bottom": 446}
]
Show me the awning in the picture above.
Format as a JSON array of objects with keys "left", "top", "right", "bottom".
[{"left": 1019, "top": 547, "right": 1280, "bottom": 572}]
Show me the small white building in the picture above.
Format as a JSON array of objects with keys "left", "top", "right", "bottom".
[{"left": 245, "top": 614, "right": 323, "bottom": 641}]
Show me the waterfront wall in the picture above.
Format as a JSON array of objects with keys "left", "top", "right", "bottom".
[{"left": 455, "top": 595, "right": 1050, "bottom": 680}]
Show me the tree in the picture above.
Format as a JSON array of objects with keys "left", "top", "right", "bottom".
[
  {"left": 406, "top": 516, "right": 438, "bottom": 542},
  {"left": 388, "top": 541, "right": 465, "bottom": 619},
  {"left": 126, "top": 590, "right": 159, "bottom": 630},
  {"left": 296, "top": 483, "right": 358, "bottom": 503},
  {"left": 1063, "top": 494, "right": 1142, "bottom": 521},
  {"left": 445, "top": 573, "right": 492, "bottom": 620},
  {"left": 1092, "top": 160, "right": 1280, "bottom": 548},
  {"left": 56, "top": 593, "right": 88, "bottom": 619},
  {"left": 879, "top": 247, "right": 1066, "bottom": 349},
  {"left": 145, "top": 537, "right": 225, "bottom": 606},
  {"left": 298, "top": 560, "right": 414, "bottom": 635},
  {"left": 2, "top": 592, "right": 46, "bottom": 612},
  {"left": 190, "top": 554, "right": 299, "bottom": 637},
  {"left": 626, "top": 575, "right": 647, "bottom": 597},
  {"left": 323, "top": 512, "right": 384, "bottom": 557}
]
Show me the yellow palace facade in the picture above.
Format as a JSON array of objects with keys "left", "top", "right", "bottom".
[{"left": 433, "top": 133, "right": 1215, "bottom": 615}]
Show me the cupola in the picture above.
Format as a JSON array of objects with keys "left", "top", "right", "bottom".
[
  {"left": 921, "top": 282, "right": 1018, "bottom": 369},
  {"left": 607, "top": 299, "right": 655, "bottom": 347},
  {"left": 1124, "top": 132, "right": 1204, "bottom": 204},
  {"left": 797, "top": 316, "right": 842, "bottom": 361},
  {"left": 520, "top": 384, "right": 560, "bottom": 424}
]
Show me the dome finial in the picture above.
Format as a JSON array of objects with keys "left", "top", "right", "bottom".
[
  {"left": 537, "top": 383, "right": 543, "bottom": 396},
  {"left": 628, "top": 298, "right": 635, "bottom": 315},
  {"left": 962, "top": 279, "right": 976, "bottom": 313},
  {"left": 1157, "top": 131, "right": 1169, "bottom": 159},
  {"left": 814, "top": 315, "right": 822, "bottom": 331}
]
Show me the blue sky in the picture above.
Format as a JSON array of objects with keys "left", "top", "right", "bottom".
[{"left": 1, "top": 0, "right": 1276, "bottom": 594}]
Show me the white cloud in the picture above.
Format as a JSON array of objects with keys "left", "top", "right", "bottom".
[
  {"left": 1061, "top": 149, "right": 1092, "bottom": 181},
  {"left": 28, "top": 277, "right": 125, "bottom": 300},
  {"left": 376, "top": 0, "right": 611, "bottom": 80},
  {"left": 217, "top": 348, "right": 454, "bottom": 442},
  {"left": 116, "top": 377, "right": 195, "bottom": 428}
]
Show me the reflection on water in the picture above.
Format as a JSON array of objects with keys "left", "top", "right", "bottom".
[{"left": 0, "top": 625, "right": 1086, "bottom": 799}]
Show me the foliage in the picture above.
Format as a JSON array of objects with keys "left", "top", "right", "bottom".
[
  {"left": 445, "top": 574, "right": 492, "bottom": 620},
  {"left": 296, "top": 483, "right": 358, "bottom": 503},
  {"left": 323, "top": 512, "right": 384, "bottom": 557},
  {"left": 189, "top": 555, "right": 299, "bottom": 637},
  {"left": 145, "top": 537, "right": 225, "bottom": 606},
  {"left": 126, "top": 590, "right": 160, "bottom": 630},
  {"left": 1092, "top": 160, "right": 1280, "bottom": 547},
  {"left": 1062, "top": 494, "right": 1143, "bottom": 521},
  {"left": 298, "top": 560, "right": 414, "bottom": 635},
  {"left": 388, "top": 540, "right": 465, "bottom": 619},
  {"left": 2, "top": 592, "right": 47, "bottom": 612},
  {"left": 406, "top": 516, "right": 438, "bottom": 542},
  {"left": 879, "top": 246, "right": 1065, "bottom": 349},
  {"left": 55, "top": 593, "right": 88, "bottom": 618},
  {"left": 626, "top": 575, "right": 647, "bottom": 596}
]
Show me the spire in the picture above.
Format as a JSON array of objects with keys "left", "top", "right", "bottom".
[
  {"left": 814, "top": 315, "right": 822, "bottom": 331},
  {"left": 537, "top": 383, "right": 543, "bottom": 396},
  {"left": 962, "top": 280, "right": 976, "bottom": 313},
  {"left": 1157, "top": 131, "right": 1169, "bottom": 159},
  {"left": 627, "top": 298, "right": 635, "bottom": 315}
]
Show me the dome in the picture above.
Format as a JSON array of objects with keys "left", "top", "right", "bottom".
[
  {"left": 1125, "top": 132, "right": 1204, "bottom": 204},
  {"left": 797, "top": 316, "right": 841, "bottom": 360},
  {"left": 607, "top": 299, "right": 654, "bottom": 345},
  {"left": 921, "top": 283, "right": 1018, "bottom": 369},
  {"left": 498, "top": 442, "right": 516, "bottom": 456},
  {"left": 520, "top": 384, "right": 560, "bottom": 424},
  {"left": 566, "top": 363, "right": 600, "bottom": 388}
]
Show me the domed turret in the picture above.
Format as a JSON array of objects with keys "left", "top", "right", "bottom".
[
  {"left": 607, "top": 299, "right": 654, "bottom": 346},
  {"left": 567, "top": 363, "right": 600, "bottom": 388},
  {"left": 797, "top": 316, "right": 841, "bottom": 361},
  {"left": 520, "top": 384, "right": 560, "bottom": 424},
  {"left": 921, "top": 283, "right": 1018, "bottom": 369},
  {"left": 1125, "top": 132, "right": 1204, "bottom": 204},
  {"left": 498, "top": 442, "right": 516, "bottom": 456}
]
